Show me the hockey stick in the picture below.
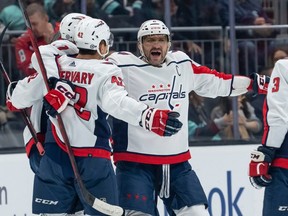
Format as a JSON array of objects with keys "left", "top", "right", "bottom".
[
  {"left": 0, "top": 22, "right": 44, "bottom": 155},
  {"left": 18, "top": 1, "right": 124, "bottom": 215}
]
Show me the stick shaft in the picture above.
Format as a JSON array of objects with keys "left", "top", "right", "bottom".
[{"left": 0, "top": 60, "right": 45, "bottom": 155}]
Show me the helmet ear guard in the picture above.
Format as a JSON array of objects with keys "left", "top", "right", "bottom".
[
  {"left": 59, "top": 13, "right": 89, "bottom": 41},
  {"left": 74, "top": 18, "right": 113, "bottom": 58}
]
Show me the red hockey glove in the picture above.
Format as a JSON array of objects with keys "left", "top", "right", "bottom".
[
  {"left": 140, "top": 107, "right": 183, "bottom": 136},
  {"left": 249, "top": 146, "right": 276, "bottom": 189},
  {"left": 248, "top": 73, "right": 270, "bottom": 96},
  {"left": 43, "top": 78, "right": 75, "bottom": 118},
  {"left": 6, "top": 81, "right": 20, "bottom": 112}
]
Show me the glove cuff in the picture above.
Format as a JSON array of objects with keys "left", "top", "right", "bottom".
[
  {"left": 140, "top": 107, "right": 157, "bottom": 131},
  {"left": 251, "top": 146, "right": 276, "bottom": 163}
]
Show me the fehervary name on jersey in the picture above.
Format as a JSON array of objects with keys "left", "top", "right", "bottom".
[{"left": 59, "top": 71, "right": 94, "bottom": 84}]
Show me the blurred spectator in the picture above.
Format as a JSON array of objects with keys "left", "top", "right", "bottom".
[
  {"left": 211, "top": 95, "right": 262, "bottom": 141},
  {"left": 170, "top": 0, "right": 223, "bottom": 69},
  {"left": 0, "top": 0, "right": 44, "bottom": 43},
  {"left": 219, "top": 0, "right": 278, "bottom": 76},
  {"left": 169, "top": 0, "right": 202, "bottom": 61},
  {"left": 0, "top": 0, "right": 44, "bottom": 83},
  {"left": 15, "top": 3, "right": 56, "bottom": 77},
  {"left": 103, "top": 0, "right": 132, "bottom": 16},
  {"left": 44, "top": 0, "right": 78, "bottom": 24},
  {"left": 188, "top": 91, "right": 230, "bottom": 141},
  {"left": 0, "top": 4, "right": 25, "bottom": 32},
  {"left": 128, "top": 0, "right": 163, "bottom": 27},
  {"left": 271, "top": 46, "right": 288, "bottom": 65}
]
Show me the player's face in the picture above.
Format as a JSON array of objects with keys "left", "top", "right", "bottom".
[
  {"left": 142, "top": 34, "right": 169, "bottom": 66},
  {"left": 29, "top": 12, "right": 48, "bottom": 38}
]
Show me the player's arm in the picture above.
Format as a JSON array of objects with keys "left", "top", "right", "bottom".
[
  {"left": 99, "top": 67, "right": 182, "bottom": 136},
  {"left": 191, "top": 63, "right": 268, "bottom": 97},
  {"left": 31, "top": 40, "right": 79, "bottom": 79},
  {"left": 8, "top": 73, "right": 44, "bottom": 109}
]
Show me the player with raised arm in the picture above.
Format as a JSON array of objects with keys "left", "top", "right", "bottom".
[
  {"left": 106, "top": 19, "right": 269, "bottom": 216},
  {"left": 8, "top": 18, "right": 182, "bottom": 215},
  {"left": 248, "top": 58, "right": 288, "bottom": 216}
]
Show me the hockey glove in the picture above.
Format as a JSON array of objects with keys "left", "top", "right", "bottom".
[
  {"left": 249, "top": 145, "right": 276, "bottom": 189},
  {"left": 43, "top": 78, "right": 75, "bottom": 118},
  {"left": 248, "top": 73, "right": 270, "bottom": 96},
  {"left": 140, "top": 107, "right": 183, "bottom": 136},
  {"left": 6, "top": 81, "right": 20, "bottom": 112}
]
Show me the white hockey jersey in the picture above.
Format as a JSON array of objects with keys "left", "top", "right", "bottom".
[
  {"left": 262, "top": 59, "right": 288, "bottom": 169},
  {"left": 8, "top": 74, "right": 47, "bottom": 157},
  {"left": 107, "top": 50, "right": 252, "bottom": 164},
  {"left": 11, "top": 46, "right": 147, "bottom": 157},
  {"left": 9, "top": 40, "right": 78, "bottom": 156}
]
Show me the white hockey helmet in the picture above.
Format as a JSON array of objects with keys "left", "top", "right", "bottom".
[
  {"left": 60, "top": 13, "right": 89, "bottom": 41},
  {"left": 137, "top": 20, "right": 171, "bottom": 63},
  {"left": 74, "top": 18, "right": 113, "bottom": 57},
  {"left": 137, "top": 19, "right": 171, "bottom": 42}
]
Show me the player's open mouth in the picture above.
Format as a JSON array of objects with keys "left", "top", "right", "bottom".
[{"left": 151, "top": 51, "right": 161, "bottom": 56}]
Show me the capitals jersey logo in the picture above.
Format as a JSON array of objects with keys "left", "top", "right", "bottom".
[{"left": 139, "top": 75, "right": 185, "bottom": 110}]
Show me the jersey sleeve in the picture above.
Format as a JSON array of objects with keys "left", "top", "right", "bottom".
[
  {"left": 191, "top": 62, "right": 250, "bottom": 97},
  {"left": 98, "top": 65, "right": 147, "bottom": 126},
  {"left": 10, "top": 73, "right": 44, "bottom": 108},
  {"left": 230, "top": 75, "right": 251, "bottom": 96},
  {"left": 31, "top": 40, "right": 78, "bottom": 79},
  {"left": 263, "top": 60, "right": 288, "bottom": 148}
]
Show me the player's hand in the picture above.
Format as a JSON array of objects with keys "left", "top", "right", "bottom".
[
  {"left": 248, "top": 73, "right": 270, "bottom": 96},
  {"left": 140, "top": 107, "right": 183, "bottom": 136},
  {"left": 249, "top": 145, "right": 276, "bottom": 189},
  {"left": 6, "top": 81, "right": 20, "bottom": 112},
  {"left": 43, "top": 78, "right": 75, "bottom": 118}
]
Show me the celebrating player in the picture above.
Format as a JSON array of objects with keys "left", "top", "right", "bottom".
[
  {"left": 248, "top": 58, "right": 288, "bottom": 216},
  {"left": 8, "top": 17, "right": 182, "bottom": 215},
  {"left": 7, "top": 12, "right": 90, "bottom": 173},
  {"left": 106, "top": 19, "right": 269, "bottom": 215}
]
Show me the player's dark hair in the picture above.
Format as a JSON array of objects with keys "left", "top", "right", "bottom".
[{"left": 78, "top": 48, "right": 97, "bottom": 55}]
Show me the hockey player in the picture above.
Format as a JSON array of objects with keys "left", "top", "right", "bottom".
[
  {"left": 248, "top": 58, "right": 288, "bottom": 216},
  {"left": 8, "top": 18, "right": 182, "bottom": 215},
  {"left": 7, "top": 12, "right": 90, "bottom": 174},
  {"left": 106, "top": 19, "right": 269, "bottom": 215}
]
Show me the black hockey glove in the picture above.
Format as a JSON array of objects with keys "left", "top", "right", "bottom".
[
  {"left": 140, "top": 107, "right": 183, "bottom": 136},
  {"left": 43, "top": 77, "right": 75, "bottom": 118},
  {"left": 249, "top": 145, "right": 276, "bottom": 189},
  {"left": 249, "top": 73, "right": 270, "bottom": 97}
]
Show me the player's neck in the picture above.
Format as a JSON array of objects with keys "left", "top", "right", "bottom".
[{"left": 76, "top": 53, "right": 102, "bottom": 60}]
